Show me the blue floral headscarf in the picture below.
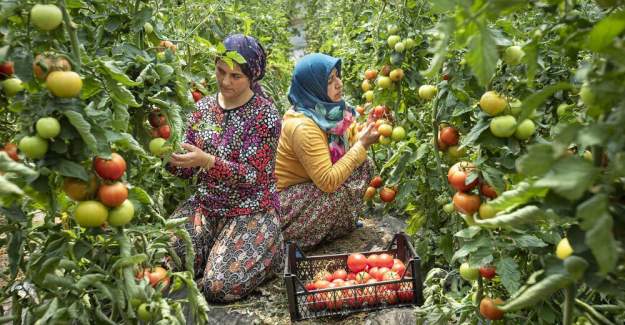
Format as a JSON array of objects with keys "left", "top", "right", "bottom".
[
  {"left": 224, "top": 34, "right": 269, "bottom": 100},
  {"left": 288, "top": 53, "right": 355, "bottom": 163}
]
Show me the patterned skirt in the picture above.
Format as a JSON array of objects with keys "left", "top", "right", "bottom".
[
  {"left": 279, "top": 159, "right": 374, "bottom": 250},
  {"left": 170, "top": 202, "right": 284, "bottom": 302}
]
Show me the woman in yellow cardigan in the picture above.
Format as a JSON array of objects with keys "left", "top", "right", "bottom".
[{"left": 275, "top": 53, "right": 379, "bottom": 249}]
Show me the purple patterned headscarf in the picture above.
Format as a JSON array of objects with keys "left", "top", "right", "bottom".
[{"left": 224, "top": 34, "right": 269, "bottom": 100}]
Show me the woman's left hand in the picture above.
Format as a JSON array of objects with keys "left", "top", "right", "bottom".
[{"left": 170, "top": 143, "right": 214, "bottom": 169}]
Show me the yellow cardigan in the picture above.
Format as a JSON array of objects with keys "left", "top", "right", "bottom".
[{"left": 275, "top": 110, "right": 367, "bottom": 193}]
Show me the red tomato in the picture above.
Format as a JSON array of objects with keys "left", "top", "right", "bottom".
[
  {"left": 2, "top": 143, "right": 19, "bottom": 161},
  {"left": 376, "top": 267, "right": 390, "bottom": 281},
  {"left": 148, "top": 266, "right": 169, "bottom": 288},
  {"left": 391, "top": 260, "right": 406, "bottom": 277},
  {"left": 367, "top": 254, "right": 380, "bottom": 267},
  {"left": 379, "top": 187, "right": 396, "bottom": 203},
  {"left": 347, "top": 272, "right": 357, "bottom": 281},
  {"left": 356, "top": 271, "right": 372, "bottom": 284},
  {"left": 158, "top": 125, "right": 171, "bottom": 139},
  {"left": 480, "top": 183, "right": 498, "bottom": 198},
  {"left": 382, "top": 271, "right": 401, "bottom": 290},
  {"left": 373, "top": 106, "right": 385, "bottom": 119},
  {"left": 480, "top": 297, "right": 505, "bottom": 320},
  {"left": 378, "top": 253, "right": 394, "bottom": 268},
  {"left": 369, "top": 176, "right": 383, "bottom": 188},
  {"left": 479, "top": 266, "right": 497, "bottom": 280},
  {"left": 347, "top": 253, "right": 368, "bottom": 273},
  {"left": 94, "top": 153, "right": 127, "bottom": 180},
  {"left": 368, "top": 267, "right": 380, "bottom": 280},
  {"left": 332, "top": 269, "right": 347, "bottom": 281},
  {"left": 314, "top": 270, "right": 332, "bottom": 282},
  {"left": 447, "top": 161, "right": 479, "bottom": 192},
  {"left": 453, "top": 192, "right": 481, "bottom": 215},
  {"left": 97, "top": 182, "right": 128, "bottom": 207},
  {"left": 305, "top": 282, "right": 316, "bottom": 291},
  {"left": 439, "top": 126, "right": 459, "bottom": 146},
  {"left": 379, "top": 290, "right": 398, "bottom": 305},
  {"left": 314, "top": 279, "right": 330, "bottom": 289},
  {"left": 0, "top": 61, "right": 14, "bottom": 77},
  {"left": 148, "top": 111, "right": 166, "bottom": 127},
  {"left": 306, "top": 293, "right": 325, "bottom": 311},
  {"left": 325, "top": 284, "right": 344, "bottom": 311},
  {"left": 192, "top": 90, "right": 202, "bottom": 102}
]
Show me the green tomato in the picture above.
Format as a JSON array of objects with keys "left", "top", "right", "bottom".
[
  {"left": 503, "top": 45, "right": 525, "bottom": 65},
  {"left": 2, "top": 78, "right": 24, "bottom": 97},
  {"left": 489, "top": 115, "right": 517, "bottom": 138},
  {"left": 108, "top": 200, "right": 135, "bottom": 227},
  {"left": 557, "top": 103, "right": 572, "bottom": 117},
  {"left": 447, "top": 145, "right": 466, "bottom": 160},
  {"left": 418, "top": 85, "right": 437, "bottom": 100},
  {"left": 36, "top": 117, "right": 61, "bottom": 139},
  {"left": 579, "top": 83, "right": 595, "bottom": 107},
  {"left": 143, "top": 22, "right": 154, "bottom": 34},
  {"left": 443, "top": 203, "right": 455, "bottom": 214},
  {"left": 514, "top": 119, "right": 536, "bottom": 140},
  {"left": 394, "top": 42, "right": 405, "bottom": 53},
  {"left": 556, "top": 238, "right": 573, "bottom": 260},
  {"left": 137, "top": 303, "right": 153, "bottom": 321},
  {"left": 478, "top": 203, "right": 497, "bottom": 219},
  {"left": 74, "top": 200, "right": 109, "bottom": 228},
  {"left": 377, "top": 76, "right": 392, "bottom": 89},
  {"left": 387, "top": 35, "right": 401, "bottom": 48},
  {"left": 387, "top": 24, "right": 400, "bottom": 34},
  {"left": 18, "top": 136, "right": 48, "bottom": 159},
  {"left": 459, "top": 262, "right": 480, "bottom": 281},
  {"left": 363, "top": 90, "right": 374, "bottom": 102},
  {"left": 404, "top": 37, "right": 416, "bottom": 49},
  {"left": 149, "top": 137, "right": 171, "bottom": 156},
  {"left": 391, "top": 126, "right": 406, "bottom": 141},
  {"left": 508, "top": 99, "right": 522, "bottom": 116},
  {"left": 30, "top": 4, "right": 63, "bottom": 31},
  {"left": 379, "top": 135, "right": 392, "bottom": 145}
]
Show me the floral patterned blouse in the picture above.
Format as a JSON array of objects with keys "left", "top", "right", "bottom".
[{"left": 167, "top": 94, "right": 281, "bottom": 217}]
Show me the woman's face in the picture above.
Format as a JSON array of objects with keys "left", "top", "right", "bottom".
[
  {"left": 216, "top": 60, "right": 251, "bottom": 100},
  {"left": 327, "top": 68, "right": 343, "bottom": 102}
]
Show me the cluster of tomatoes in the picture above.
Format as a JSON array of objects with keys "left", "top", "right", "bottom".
[
  {"left": 479, "top": 91, "right": 536, "bottom": 141},
  {"left": 133, "top": 266, "right": 170, "bottom": 321},
  {"left": 147, "top": 110, "right": 173, "bottom": 156},
  {"left": 436, "top": 125, "right": 466, "bottom": 160},
  {"left": 445, "top": 161, "right": 499, "bottom": 220},
  {"left": 63, "top": 153, "right": 135, "bottom": 228},
  {"left": 363, "top": 175, "right": 398, "bottom": 203},
  {"left": 303, "top": 253, "right": 414, "bottom": 312},
  {"left": 458, "top": 262, "right": 503, "bottom": 320}
]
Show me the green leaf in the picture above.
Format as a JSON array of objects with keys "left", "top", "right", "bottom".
[
  {"left": 111, "top": 102, "right": 130, "bottom": 131},
  {"left": 129, "top": 187, "right": 153, "bottom": 205},
  {"left": 481, "top": 165, "right": 505, "bottom": 194},
  {"left": 488, "top": 182, "right": 548, "bottom": 211},
  {"left": 496, "top": 258, "right": 521, "bottom": 295},
  {"left": 466, "top": 24, "right": 498, "bottom": 87},
  {"left": 0, "top": 175, "right": 23, "bottom": 195},
  {"left": 518, "top": 82, "right": 572, "bottom": 122},
  {"left": 104, "top": 77, "right": 140, "bottom": 107},
  {"left": 226, "top": 51, "right": 247, "bottom": 65},
  {"left": 101, "top": 60, "right": 141, "bottom": 87},
  {"left": 0, "top": 153, "right": 38, "bottom": 181},
  {"left": 535, "top": 157, "right": 599, "bottom": 201},
  {"left": 474, "top": 205, "right": 544, "bottom": 228},
  {"left": 111, "top": 254, "right": 147, "bottom": 270},
  {"left": 64, "top": 111, "right": 98, "bottom": 152},
  {"left": 514, "top": 235, "right": 547, "bottom": 248},
  {"left": 516, "top": 144, "right": 557, "bottom": 177},
  {"left": 586, "top": 213, "right": 617, "bottom": 274},
  {"left": 454, "top": 226, "right": 481, "bottom": 239},
  {"left": 451, "top": 235, "right": 492, "bottom": 262},
  {"left": 586, "top": 11, "right": 625, "bottom": 52},
  {"left": 421, "top": 18, "right": 454, "bottom": 78},
  {"left": 577, "top": 124, "right": 611, "bottom": 147},
  {"left": 53, "top": 159, "right": 89, "bottom": 181},
  {"left": 155, "top": 63, "right": 175, "bottom": 85},
  {"left": 460, "top": 117, "right": 490, "bottom": 147}
]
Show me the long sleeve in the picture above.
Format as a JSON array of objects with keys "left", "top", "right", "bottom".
[
  {"left": 199, "top": 107, "right": 281, "bottom": 188},
  {"left": 292, "top": 121, "right": 367, "bottom": 193}
]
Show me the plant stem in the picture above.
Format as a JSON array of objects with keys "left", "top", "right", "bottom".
[
  {"left": 59, "top": 0, "right": 82, "bottom": 71},
  {"left": 563, "top": 284, "right": 576, "bottom": 325}
]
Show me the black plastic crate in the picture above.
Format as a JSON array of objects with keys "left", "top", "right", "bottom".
[{"left": 283, "top": 233, "right": 424, "bottom": 321}]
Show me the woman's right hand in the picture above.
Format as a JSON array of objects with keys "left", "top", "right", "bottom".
[{"left": 358, "top": 123, "right": 380, "bottom": 149}]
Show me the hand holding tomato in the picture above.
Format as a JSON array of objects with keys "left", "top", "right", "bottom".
[
  {"left": 357, "top": 123, "right": 380, "bottom": 149},
  {"left": 170, "top": 143, "right": 214, "bottom": 169}
]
